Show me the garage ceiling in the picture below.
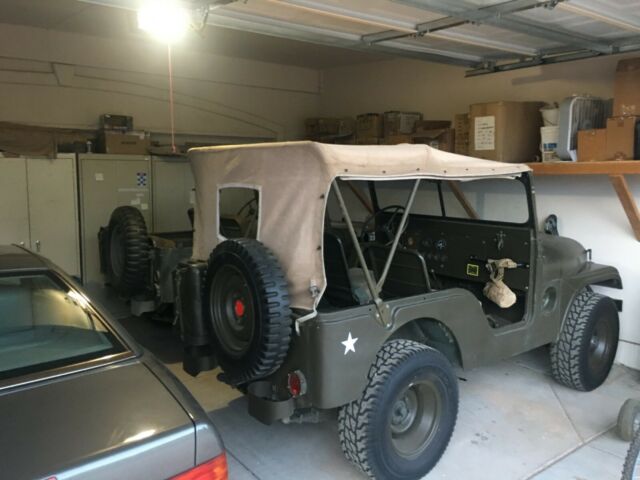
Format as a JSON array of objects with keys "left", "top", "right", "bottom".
[
  {"left": 0, "top": 0, "right": 387, "bottom": 68},
  {"left": 4, "top": 0, "right": 640, "bottom": 72}
]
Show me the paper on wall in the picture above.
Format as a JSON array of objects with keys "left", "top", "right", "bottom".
[{"left": 474, "top": 116, "right": 495, "bottom": 151}]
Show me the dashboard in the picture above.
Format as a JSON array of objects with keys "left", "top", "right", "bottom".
[{"left": 399, "top": 215, "right": 532, "bottom": 291}]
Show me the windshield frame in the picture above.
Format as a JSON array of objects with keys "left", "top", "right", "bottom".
[
  {"left": 0, "top": 268, "right": 136, "bottom": 391},
  {"left": 366, "top": 173, "right": 536, "bottom": 229}
]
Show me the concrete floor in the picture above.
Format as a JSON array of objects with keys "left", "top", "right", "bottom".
[{"left": 99, "top": 291, "right": 638, "bottom": 480}]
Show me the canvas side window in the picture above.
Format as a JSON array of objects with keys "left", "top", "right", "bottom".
[
  {"left": 442, "top": 178, "right": 529, "bottom": 224},
  {"left": 377, "top": 180, "right": 443, "bottom": 217},
  {"left": 218, "top": 187, "right": 260, "bottom": 239}
]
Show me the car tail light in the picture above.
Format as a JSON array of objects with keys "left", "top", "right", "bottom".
[
  {"left": 171, "top": 453, "right": 228, "bottom": 480},
  {"left": 287, "top": 370, "right": 307, "bottom": 398}
]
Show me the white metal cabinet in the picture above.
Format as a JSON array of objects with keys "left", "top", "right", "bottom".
[
  {"left": 78, "top": 154, "right": 152, "bottom": 285},
  {"left": 151, "top": 156, "right": 194, "bottom": 232},
  {"left": 26, "top": 156, "right": 80, "bottom": 276},
  {"left": 0, "top": 156, "right": 80, "bottom": 276},
  {"left": 0, "top": 158, "right": 29, "bottom": 247}
]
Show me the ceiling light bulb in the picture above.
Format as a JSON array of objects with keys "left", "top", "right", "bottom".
[{"left": 137, "top": 1, "right": 191, "bottom": 44}]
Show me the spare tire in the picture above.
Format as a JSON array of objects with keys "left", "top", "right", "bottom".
[
  {"left": 205, "top": 239, "right": 292, "bottom": 385},
  {"left": 105, "top": 206, "right": 151, "bottom": 296}
]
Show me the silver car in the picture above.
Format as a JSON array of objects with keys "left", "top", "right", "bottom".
[{"left": 0, "top": 245, "right": 227, "bottom": 480}]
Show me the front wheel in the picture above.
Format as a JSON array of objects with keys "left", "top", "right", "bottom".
[
  {"left": 338, "top": 340, "right": 458, "bottom": 480},
  {"left": 550, "top": 290, "right": 619, "bottom": 392}
]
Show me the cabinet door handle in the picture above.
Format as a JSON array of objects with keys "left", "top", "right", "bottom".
[{"left": 35, "top": 240, "right": 41, "bottom": 252}]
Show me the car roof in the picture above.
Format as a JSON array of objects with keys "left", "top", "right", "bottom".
[
  {"left": 0, "top": 245, "right": 48, "bottom": 273},
  {"left": 188, "top": 141, "right": 531, "bottom": 312}
]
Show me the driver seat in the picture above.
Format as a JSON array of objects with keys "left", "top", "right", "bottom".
[{"left": 323, "top": 233, "right": 359, "bottom": 307}]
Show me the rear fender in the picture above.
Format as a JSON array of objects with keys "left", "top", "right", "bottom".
[{"left": 296, "top": 288, "right": 485, "bottom": 410}]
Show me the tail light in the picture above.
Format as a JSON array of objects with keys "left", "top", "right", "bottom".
[
  {"left": 287, "top": 370, "right": 307, "bottom": 398},
  {"left": 171, "top": 453, "right": 228, "bottom": 480}
]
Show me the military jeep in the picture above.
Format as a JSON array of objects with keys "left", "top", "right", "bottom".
[{"left": 176, "top": 141, "right": 622, "bottom": 480}]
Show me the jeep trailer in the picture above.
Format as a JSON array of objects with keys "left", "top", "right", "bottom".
[{"left": 147, "top": 142, "right": 622, "bottom": 479}]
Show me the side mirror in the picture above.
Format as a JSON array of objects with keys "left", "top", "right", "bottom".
[{"left": 544, "top": 214, "right": 559, "bottom": 236}]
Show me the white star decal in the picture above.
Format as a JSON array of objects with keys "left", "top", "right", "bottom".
[{"left": 342, "top": 332, "right": 358, "bottom": 355}]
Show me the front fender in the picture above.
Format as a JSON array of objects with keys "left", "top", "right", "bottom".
[
  {"left": 565, "top": 262, "right": 622, "bottom": 296},
  {"left": 555, "top": 262, "right": 623, "bottom": 337}
]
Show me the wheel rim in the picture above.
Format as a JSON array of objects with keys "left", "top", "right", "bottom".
[
  {"left": 210, "top": 264, "right": 255, "bottom": 358},
  {"left": 389, "top": 380, "right": 441, "bottom": 460},
  {"left": 588, "top": 315, "right": 615, "bottom": 375},
  {"left": 109, "top": 225, "right": 125, "bottom": 278}
]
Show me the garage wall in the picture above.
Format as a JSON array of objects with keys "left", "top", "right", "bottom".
[
  {"left": 320, "top": 55, "right": 640, "bottom": 369},
  {"left": 318, "top": 54, "right": 624, "bottom": 119},
  {"left": 0, "top": 23, "right": 321, "bottom": 140}
]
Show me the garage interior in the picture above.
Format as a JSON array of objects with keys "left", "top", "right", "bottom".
[{"left": 1, "top": 0, "right": 640, "bottom": 479}]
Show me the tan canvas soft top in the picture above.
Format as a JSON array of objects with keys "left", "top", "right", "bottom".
[{"left": 189, "top": 141, "right": 530, "bottom": 312}]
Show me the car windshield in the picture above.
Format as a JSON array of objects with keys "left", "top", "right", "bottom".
[{"left": 0, "top": 273, "right": 125, "bottom": 382}]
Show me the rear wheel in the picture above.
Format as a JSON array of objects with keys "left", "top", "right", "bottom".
[
  {"left": 105, "top": 206, "right": 150, "bottom": 295},
  {"left": 338, "top": 340, "right": 458, "bottom": 480},
  {"left": 205, "top": 239, "right": 292, "bottom": 386},
  {"left": 550, "top": 290, "right": 619, "bottom": 392}
]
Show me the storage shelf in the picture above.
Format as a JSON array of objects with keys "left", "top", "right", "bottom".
[
  {"left": 526, "top": 161, "right": 640, "bottom": 176},
  {"left": 525, "top": 161, "right": 640, "bottom": 241}
]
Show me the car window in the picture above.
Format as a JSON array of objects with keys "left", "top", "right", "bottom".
[
  {"left": 442, "top": 178, "right": 530, "bottom": 224},
  {"left": 218, "top": 187, "right": 260, "bottom": 239},
  {"left": 0, "top": 273, "right": 125, "bottom": 382},
  {"left": 376, "top": 180, "right": 443, "bottom": 217}
]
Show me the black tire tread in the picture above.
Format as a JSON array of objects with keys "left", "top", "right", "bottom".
[
  {"left": 106, "top": 206, "right": 150, "bottom": 295},
  {"left": 621, "top": 432, "right": 640, "bottom": 480},
  {"left": 338, "top": 339, "right": 456, "bottom": 479},
  {"left": 550, "top": 289, "right": 615, "bottom": 391},
  {"left": 208, "top": 239, "right": 292, "bottom": 385}
]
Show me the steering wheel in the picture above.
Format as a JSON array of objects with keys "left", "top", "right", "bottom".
[{"left": 360, "top": 205, "right": 406, "bottom": 245}]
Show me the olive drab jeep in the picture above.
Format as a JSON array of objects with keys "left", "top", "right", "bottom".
[{"left": 173, "top": 141, "right": 622, "bottom": 480}]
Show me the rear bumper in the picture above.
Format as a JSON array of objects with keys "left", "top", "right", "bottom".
[{"left": 247, "top": 381, "right": 295, "bottom": 425}]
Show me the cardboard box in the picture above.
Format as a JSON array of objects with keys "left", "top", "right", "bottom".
[
  {"left": 97, "top": 130, "right": 150, "bottom": 155},
  {"left": 613, "top": 58, "right": 640, "bottom": 117},
  {"left": 356, "top": 113, "right": 382, "bottom": 139},
  {"left": 384, "top": 134, "right": 413, "bottom": 145},
  {"left": 454, "top": 113, "right": 470, "bottom": 155},
  {"left": 577, "top": 129, "right": 607, "bottom": 162},
  {"left": 414, "top": 120, "right": 451, "bottom": 134},
  {"left": 469, "top": 101, "right": 543, "bottom": 163},
  {"left": 355, "top": 137, "right": 382, "bottom": 145},
  {"left": 412, "top": 128, "right": 455, "bottom": 152},
  {"left": 605, "top": 116, "right": 639, "bottom": 160},
  {"left": 383, "top": 111, "right": 423, "bottom": 137},
  {"left": 305, "top": 117, "right": 354, "bottom": 138},
  {"left": 100, "top": 114, "right": 133, "bottom": 131}
]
